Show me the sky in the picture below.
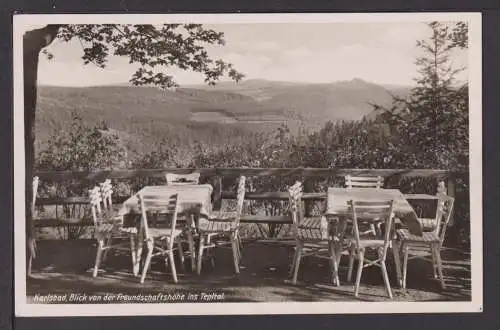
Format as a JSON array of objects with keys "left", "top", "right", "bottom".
[{"left": 37, "top": 22, "right": 468, "bottom": 87}]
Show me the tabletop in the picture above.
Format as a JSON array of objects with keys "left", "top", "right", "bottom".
[
  {"left": 120, "top": 184, "right": 213, "bottom": 217},
  {"left": 326, "top": 187, "right": 422, "bottom": 236}
]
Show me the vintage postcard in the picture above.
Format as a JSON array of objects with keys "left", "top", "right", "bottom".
[{"left": 13, "top": 12, "right": 482, "bottom": 316}]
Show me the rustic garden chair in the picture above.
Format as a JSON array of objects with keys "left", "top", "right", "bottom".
[
  {"left": 138, "top": 193, "right": 183, "bottom": 283},
  {"left": 346, "top": 199, "right": 396, "bottom": 298},
  {"left": 196, "top": 176, "right": 246, "bottom": 275},
  {"left": 165, "top": 172, "right": 201, "bottom": 185},
  {"left": 289, "top": 182, "right": 336, "bottom": 285},
  {"left": 165, "top": 173, "right": 201, "bottom": 272},
  {"left": 27, "top": 176, "right": 40, "bottom": 275},
  {"left": 345, "top": 175, "right": 385, "bottom": 236},
  {"left": 90, "top": 185, "right": 138, "bottom": 278},
  {"left": 396, "top": 195, "right": 455, "bottom": 289},
  {"left": 345, "top": 175, "right": 384, "bottom": 189}
]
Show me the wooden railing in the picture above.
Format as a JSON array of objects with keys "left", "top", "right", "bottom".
[
  {"left": 35, "top": 167, "right": 458, "bottom": 182},
  {"left": 34, "top": 168, "right": 466, "bottom": 232}
]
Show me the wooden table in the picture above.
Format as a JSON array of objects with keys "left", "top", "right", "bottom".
[
  {"left": 119, "top": 184, "right": 213, "bottom": 274},
  {"left": 120, "top": 184, "right": 213, "bottom": 220},
  {"left": 325, "top": 187, "right": 421, "bottom": 286},
  {"left": 326, "top": 187, "right": 422, "bottom": 236}
]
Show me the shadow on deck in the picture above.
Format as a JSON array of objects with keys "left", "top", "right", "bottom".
[{"left": 26, "top": 239, "right": 471, "bottom": 303}]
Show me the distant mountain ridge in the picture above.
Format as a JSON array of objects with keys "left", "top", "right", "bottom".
[{"left": 35, "top": 78, "right": 411, "bottom": 153}]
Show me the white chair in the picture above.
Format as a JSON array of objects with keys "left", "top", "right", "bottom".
[
  {"left": 289, "top": 182, "right": 335, "bottom": 285},
  {"left": 165, "top": 173, "right": 200, "bottom": 271},
  {"left": 138, "top": 193, "right": 183, "bottom": 283},
  {"left": 396, "top": 195, "right": 455, "bottom": 289},
  {"left": 90, "top": 185, "right": 138, "bottom": 278},
  {"left": 345, "top": 175, "right": 385, "bottom": 236},
  {"left": 196, "top": 176, "right": 246, "bottom": 275},
  {"left": 345, "top": 175, "right": 384, "bottom": 189},
  {"left": 346, "top": 199, "right": 396, "bottom": 298},
  {"left": 165, "top": 172, "right": 201, "bottom": 185}
]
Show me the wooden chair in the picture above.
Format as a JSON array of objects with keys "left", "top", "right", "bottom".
[
  {"left": 138, "top": 193, "right": 183, "bottom": 283},
  {"left": 27, "top": 176, "right": 39, "bottom": 275},
  {"left": 165, "top": 173, "right": 200, "bottom": 271},
  {"left": 165, "top": 172, "right": 201, "bottom": 185},
  {"left": 289, "top": 182, "right": 336, "bottom": 285},
  {"left": 346, "top": 199, "right": 396, "bottom": 298},
  {"left": 90, "top": 185, "right": 138, "bottom": 278},
  {"left": 345, "top": 175, "right": 384, "bottom": 189},
  {"left": 396, "top": 195, "right": 455, "bottom": 289},
  {"left": 196, "top": 176, "right": 246, "bottom": 275}
]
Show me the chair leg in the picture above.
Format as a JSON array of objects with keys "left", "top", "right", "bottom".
[
  {"left": 391, "top": 240, "right": 403, "bottom": 287},
  {"left": 402, "top": 245, "right": 409, "bottom": 289},
  {"left": 134, "top": 233, "right": 144, "bottom": 277},
  {"left": 129, "top": 235, "right": 137, "bottom": 275},
  {"left": 430, "top": 245, "right": 438, "bottom": 279},
  {"left": 177, "top": 241, "right": 186, "bottom": 273},
  {"left": 292, "top": 242, "right": 303, "bottom": 285},
  {"left": 433, "top": 244, "right": 446, "bottom": 289},
  {"left": 187, "top": 230, "right": 196, "bottom": 272},
  {"left": 140, "top": 240, "right": 154, "bottom": 284},
  {"left": 237, "top": 232, "right": 243, "bottom": 259},
  {"left": 380, "top": 261, "right": 393, "bottom": 299},
  {"left": 231, "top": 234, "right": 240, "bottom": 274},
  {"left": 102, "top": 236, "right": 112, "bottom": 262},
  {"left": 354, "top": 249, "right": 365, "bottom": 297},
  {"left": 347, "top": 246, "right": 355, "bottom": 282},
  {"left": 329, "top": 241, "right": 339, "bottom": 286},
  {"left": 168, "top": 250, "right": 178, "bottom": 283},
  {"left": 93, "top": 240, "right": 104, "bottom": 278},
  {"left": 197, "top": 235, "right": 205, "bottom": 275},
  {"left": 289, "top": 246, "right": 297, "bottom": 277}
]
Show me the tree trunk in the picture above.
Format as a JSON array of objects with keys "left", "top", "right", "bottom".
[{"left": 23, "top": 25, "right": 60, "bottom": 274}]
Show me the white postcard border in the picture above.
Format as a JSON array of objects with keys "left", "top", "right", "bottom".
[{"left": 13, "top": 12, "right": 483, "bottom": 316}]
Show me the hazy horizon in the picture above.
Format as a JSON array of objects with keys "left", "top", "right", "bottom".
[
  {"left": 37, "top": 22, "right": 468, "bottom": 88},
  {"left": 37, "top": 77, "right": 418, "bottom": 89}
]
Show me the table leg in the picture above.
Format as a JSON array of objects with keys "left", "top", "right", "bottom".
[{"left": 392, "top": 240, "right": 403, "bottom": 287}]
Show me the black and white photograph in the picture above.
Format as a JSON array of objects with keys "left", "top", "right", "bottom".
[{"left": 14, "top": 13, "right": 482, "bottom": 316}]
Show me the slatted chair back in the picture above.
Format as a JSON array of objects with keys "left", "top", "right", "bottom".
[
  {"left": 165, "top": 172, "right": 201, "bottom": 185},
  {"left": 32, "top": 176, "right": 39, "bottom": 215},
  {"left": 89, "top": 186, "right": 104, "bottom": 227},
  {"left": 345, "top": 175, "right": 384, "bottom": 189},
  {"left": 234, "top": 176, "right": 247, "bottom": 226},
  {"left": 138, "top": 193, "right": 180, "bottom": 249},
  {"left": 100, "top": 179, "right": 113, "bottom": 210},
  {"left": 288, "top": 181, "right": 304, "bottom": 227},
  {"left": 434, "top": 196, "right": 455, "bottom": 248},
  {"left": 348, "top": 199, "right": 395, "bottom": 259}
]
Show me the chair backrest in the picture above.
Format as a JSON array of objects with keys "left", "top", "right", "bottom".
[
  {"left": 288, "top": 181, "right": 304, "bottom": 227},
  {"left": 165, "top": 172, "right": 201, "bottom": 185},
  {"left": 89, "top": 186, "right": 103, "bottom": 227},
  {"left": 345, "top": 175, "right": 384, "bottom": 189},
  {"left": 100, "top": 179, "right": 113, "bottom": 210},
  {"left": 348, "top": 199, "right": 395, "bottom": 258},
  {"left": 234, "top": 176, "right": 247, "bottom": 225},
  {"left": 32, "top": 176, "right": 39, "bottom": 214},
  {"left": 434, "top": 195, "right": 455, "bottom": 248},
  {"left": 138, "top": 192, "right": 179, "bottom": 248}
]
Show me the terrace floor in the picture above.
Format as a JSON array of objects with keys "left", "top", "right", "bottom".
[{"left": 27, "top": 239, "right": 471, "bottom": 303}]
